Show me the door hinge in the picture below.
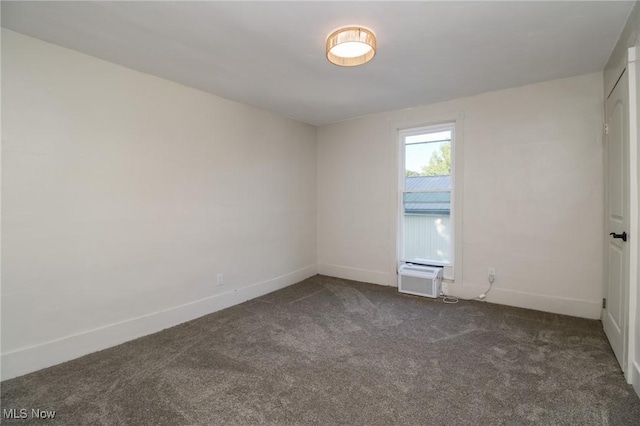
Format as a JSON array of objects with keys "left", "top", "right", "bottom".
[
  {"left": 603, "top": 298, "right": 607, "bottom": 309},
  {"left": 604, "top": 123, "right": 609, "bottom": 135}
]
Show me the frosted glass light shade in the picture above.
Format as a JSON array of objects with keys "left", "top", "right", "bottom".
[{"left": 326, "top": 27, "right": 376, "bottom": 67}]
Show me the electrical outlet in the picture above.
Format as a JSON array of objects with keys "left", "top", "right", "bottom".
[
  {"left": 217, "top": 273, "right": 224, "bottom": 286},
  {"left": 441, "top": 282, "right": 449, "bottom": 295},
  {"left": 488, "top": 267, "right": 496, "bottom": 283}
]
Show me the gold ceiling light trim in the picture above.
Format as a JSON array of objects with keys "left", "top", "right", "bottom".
[{"left": 326, "top": 26, "right": 376, "bottom": 67}]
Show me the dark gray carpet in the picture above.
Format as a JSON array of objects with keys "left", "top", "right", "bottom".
[{"left": 2, "top": 275, "right": 640, "bottom": 425}]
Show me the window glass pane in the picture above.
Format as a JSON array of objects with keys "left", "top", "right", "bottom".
[
  {"left": 403, "top": 192, "right": 450, "bottom": 214},
  {"left": 402, "top": 128, "right": 453, "bottom": 265},
  {"left": 403, "top": 192, "right": 451, "bottom": 263},
  {"left": 405, "top": 131, "right": 451, "bottom": 145},
  {"left": 405, "top": 131, "right": 451, "bottom": 178}
]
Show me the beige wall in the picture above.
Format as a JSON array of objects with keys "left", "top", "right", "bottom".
[
  {"left": 318, "top": 72, "right": 605, "bottom": 319},
  {"left": 1, "top": 30, "right": 317, "bottom": 379}
]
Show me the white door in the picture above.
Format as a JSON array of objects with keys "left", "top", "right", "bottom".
[{"left": 603, "top": 69, "right": 630, "bottom": 372}]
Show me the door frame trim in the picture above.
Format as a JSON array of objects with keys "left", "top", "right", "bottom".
[{"left": 627, "top": 45, "right": 639, "bottom": 384}]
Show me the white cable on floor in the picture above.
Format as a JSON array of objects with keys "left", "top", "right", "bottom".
[
  {"left": 440, "top": 278, "right": 495, "bottom": 304},
  {"left": 439, "top": 271, "right": 497, "bottom": 304},
  {"left": 476, "top": 275, "right": 495, "bottom": 301}
]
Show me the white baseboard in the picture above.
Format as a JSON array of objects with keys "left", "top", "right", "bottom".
[
  {"left": 446, "top": 282, "right": 602, "bottom": 319},
  {"left": 632, "top": 361, "right": 640, "bottom": 399},
  {"left": 1, "top": 264, "right": 317, "bottom": 381},
  {"left": 317, "top": 263, "right": 394, "bottom": 287}
]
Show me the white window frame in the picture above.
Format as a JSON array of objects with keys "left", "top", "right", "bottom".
[{"left": 397, "top": 119, "right": 463, "bottom": 282}]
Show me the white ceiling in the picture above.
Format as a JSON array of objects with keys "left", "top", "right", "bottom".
[{"left": 1, "top": 1, "right": 635, "bottom": 126}]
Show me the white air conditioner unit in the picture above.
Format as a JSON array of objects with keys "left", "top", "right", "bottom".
[{"left": 398, "top": 264, "right": 443, "bottom": 298}]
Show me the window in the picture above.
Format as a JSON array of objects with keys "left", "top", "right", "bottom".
[{"left": 399, "top": 123, "right": 456, "bottom": 278}]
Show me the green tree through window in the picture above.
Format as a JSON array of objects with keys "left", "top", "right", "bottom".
[{"left": 421, "top": 144, "right": 450, "bottom": 176}]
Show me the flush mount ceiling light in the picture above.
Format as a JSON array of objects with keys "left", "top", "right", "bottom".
[{"left": 326, "top": 26, "right": 376, "bottom": 67}]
